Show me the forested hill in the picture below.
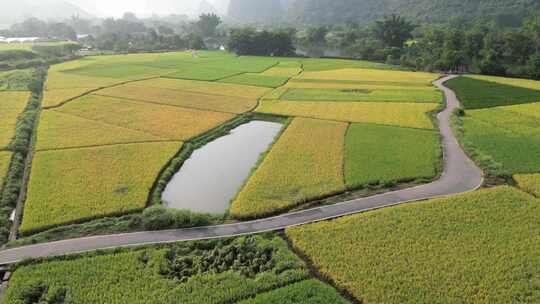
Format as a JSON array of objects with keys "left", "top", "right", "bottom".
[
  {"left": 225, "top": 0, "right": 539, "bottom": 25},
  {"left": 227, "top": 0, "right": 284, "bottom": 23},
  {"left": 286, "top": 0, "right": 540, "bottom": 25}
]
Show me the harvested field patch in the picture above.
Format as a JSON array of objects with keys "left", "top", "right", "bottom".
[
  {"left": 230, "top": 118, "right": 346, "bottom": 219},
  {"left": 21, "top": 142, "right": 182, "bottom": 233}
]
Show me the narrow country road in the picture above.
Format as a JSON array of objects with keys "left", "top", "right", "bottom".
[{"left": 0, "top": 75, "right": 483, "bottom": 265}]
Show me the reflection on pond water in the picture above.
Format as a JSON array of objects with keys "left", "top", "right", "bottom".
[{"left": 162, "top": 120, "right": 283, "bottom": 214}]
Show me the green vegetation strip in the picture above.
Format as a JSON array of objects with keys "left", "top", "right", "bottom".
[
  {"left": 4, "top": 235, "right": 313, "bottom": 304},
  {"left": 286, "top": 187, "right": 540, "bottom": 303},
  {"left": 281, "top": 88, "right": 442, "bottom": 103},
  {"left": 345, "top": 123, "right": 440, "bottom": 188},
  {"left": 445, "top": 76, "right": 540, "bottom": 109},
  {"left": 238, "top": 279, "right": 349, "bottom": 304}
]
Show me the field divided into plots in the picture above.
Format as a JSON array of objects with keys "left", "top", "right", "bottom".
[
  {"left": 5, "top": 235, "right": 347, "bottom": 304},
  {"left": 447, "top": 75, "right": 540, "bottom": 196},
  {"left": 19, "top": 50, "right": 444, "bottom": 233}
]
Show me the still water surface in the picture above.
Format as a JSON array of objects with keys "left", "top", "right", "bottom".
[{"left": 162, "top": 121, "right": 283, "bottom": 214}]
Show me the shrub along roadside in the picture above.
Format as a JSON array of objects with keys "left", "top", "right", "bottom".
[{"left": 0, "top": 68, "right": 46, "bottom": 246}]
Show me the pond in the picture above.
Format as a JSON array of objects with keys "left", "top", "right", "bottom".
[{"left": 162, "top": 120, "right": 283, "bottom": 214}]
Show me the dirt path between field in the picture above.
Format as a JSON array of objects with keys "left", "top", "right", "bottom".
[{"left": 0, "top": 75, "right": 484, "bottom": 265}]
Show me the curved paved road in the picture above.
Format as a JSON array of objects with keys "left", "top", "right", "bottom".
[{"left": 0, "top": 76, "right": 483, "bottom": 265}]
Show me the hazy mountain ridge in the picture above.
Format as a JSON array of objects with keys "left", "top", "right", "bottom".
[
  {"left": 287, "top": 0, "right": 540, "bottom": 25},
  {"left": 0, "top": 0, "right": 92, "bottom": 29}
]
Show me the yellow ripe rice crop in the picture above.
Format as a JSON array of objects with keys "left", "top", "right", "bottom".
[
  {"left": 469, "top": 74, "right": 540, "bottom": 91},
  {"left": 21, "top": 142, "right": 182, "bottom": 234},
  {"left": 300, "top": 68, "right": 439, "bottom": 85},
  {"left": 514, "top": 174, "right": 540, "bottom": 197},
  {"left": 496, "top": 101, "right": 540, "bottom": 121},
  {"left": 36, "top": 110, "right": 164, "bottom": 151},
  {"left": 0, "top": 91, "right": 30, "bottom": 147},
  {"left": 130, "top": 78, "right": 270, "bottom": 99},
  {"left": 286, "top": 186, "right": 540, "bottom": 303},
  {"left": 0, "top": 152, "right": 11, "bottom": 189},
  {"left": 262, "top": 67, "right": 302, "bottom": 77},
  {"left": 230, "top": 118, "right": 346, "bottom": 219},
  {"left": 42, "top": 88, "right": 95, "bottom": 108},
  {"left": 256, "top": 100, "right": 437, "bottom": 129},
  {"left": 97, "top": 84, "right": 258, "bottom": 114},
  {"left": 57, "top": 95, "right": 234, "bottom": 141},
  {"left": 285, "top": 80, "right": 437, "bottom": 91},
  {"left": 45, "top": 72, "right": 121, "bottom": 90}
]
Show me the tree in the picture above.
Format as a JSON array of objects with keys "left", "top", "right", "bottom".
[
  {"left": 304, "top": 26, "right": 328, "bottom": 46},
  {"left": 527, "top": 52, "right": 540, "bottom": 80},
  {"left": 188, "top": 34, "right": 206, "bottom": 50},
  {"left": 197, "top": 13, "right": 222, "bottom": 37},
  {"left": 227, "top": 28, "right": 295, "bottom": 56},
  {"left": 373, "top": 15, "right": 415, "bottom": 48}
]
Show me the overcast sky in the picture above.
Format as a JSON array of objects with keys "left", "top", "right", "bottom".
[{"left": 66, "top": 0, "right": 229, "bottom": 17}]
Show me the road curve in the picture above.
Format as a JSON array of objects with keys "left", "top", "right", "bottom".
[{"left": 0, "top": 75, "right": 483, "bottom": 265}]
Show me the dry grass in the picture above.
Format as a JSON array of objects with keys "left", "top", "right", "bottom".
[{"left": 230, "top": 118, "right": 346, "bottom": 219}]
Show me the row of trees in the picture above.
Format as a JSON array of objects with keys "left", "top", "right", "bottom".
[
  {"left": 228, "top": 28, "right": 295, "bottom": 56},
  {"left": 305, "top": 15, "right": 540, "bottom": 79}
]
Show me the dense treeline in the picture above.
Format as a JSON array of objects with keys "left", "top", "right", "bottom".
[
  {"left": 0, "top": 68, "right": 46, "bottom": 245},
  {"left": 228, "top": 28, "right": 296, "bottom": 56},
  {"left": 298, "top": 15, "right": 540, "bottom": 79},
  {"left": 287, "top": 0, "right": 539, "bottom": 26},
  {"left": 0, "top": 44, "right": 81, "bottom": 71}
]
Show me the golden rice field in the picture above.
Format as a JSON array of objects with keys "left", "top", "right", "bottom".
[
  {"left": 21, "top": 142, "right": 182, "bottom": 234},
  {"left": 97, "top": 84, "right": 258, "bottom": 114},
  {"left": 285, "top": 80, "right": 437, "bottom": 90},
  {"left": 42, "top": 87, "right": 96, "bottom": 108},
  {"left": 256, "top": 100, "right": 437, "bottom": 129},
  {"left": 0, "top": 152, "right": 11, "bottom": 189},
  {"left": 132, "top": 78, "right": 270, "bottom": 99},
  {"left": 514, "top": 174, "right": 540, "bottom": 197},
  {"left": 36, "top": 110, "right": 164, "bottom": 151},
  {"left": 286, "top": 186, "right": 540, "bottom": 303},
  {"left": 469, "top": 74, "right": 540, "bottom": 91},
  {"left": 230, "top": 118, "right": 346, "bottom": 219},
  {"left": 0, "top": 91, "right": 30, "bottom": 148},
  {"left": 262, "top": 67, "right": 302, "bottom": 77},
  {"left": 300, "top": 68, "right": 440, "bottom": 85},
  {"left": 56, "top": 94, "right": 234, "bottom": 140}
]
